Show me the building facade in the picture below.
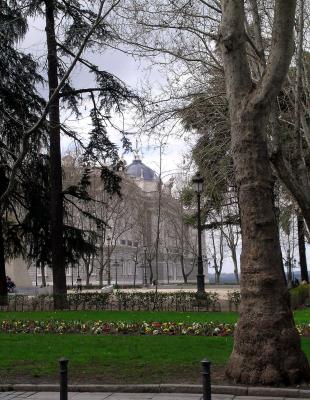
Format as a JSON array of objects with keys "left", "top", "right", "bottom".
[{"left": 27, "top": 155, "right": 208, "bottom": 287}]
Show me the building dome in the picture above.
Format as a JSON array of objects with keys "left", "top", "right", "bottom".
[{"left": 126, "top": 157, "right": 158, "bottom": 181}]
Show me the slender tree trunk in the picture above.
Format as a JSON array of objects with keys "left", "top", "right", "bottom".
[
  {"left": 215, "top": 270, "right": 220, "bottom": 285},
  {"left": 45, "top": 0, "right": 67, "bottom": 309},
  {"left": 231, "top": 247, "right": 239, "bottom": 284},
  {"left": 99, "top": 267, "right": 103, "bottom": 287},
  {"left": 297, "top": 212, "right": 309, "bottom": 282},
  {"left": 0, "top": 219, "right": 7, "bottom": 305},
  {"left": 0, "top": 168, "right": 8, "bottom": 305},
  {"left": 40, "top": 263, "right": 46, "bottom": 287},
  {"left": 180, "top": 254, "right": 187, "bottom": 284}
]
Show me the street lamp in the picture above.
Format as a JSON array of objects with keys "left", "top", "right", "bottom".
[
  {"left": 143, "top": 246, "right": 148, "bottom": 286},
  {"left": 107, "top": 237, "right": 111, "bottom": 285},
  {"left": 192, "top": 171, "right": 205, "bottom": 294},
  {"left": 114, "top": 260, "right": 119, "bottom": 286}
]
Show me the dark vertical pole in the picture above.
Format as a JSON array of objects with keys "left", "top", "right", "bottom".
[
  {"left": 115, "top": 262, "right": 118, "bottom": 286},
  {"left": 197, "top": 192, "right": 205, "bottom": 293},
  {"left": 35, "top": 263, "right": 38, "bottom": 287},
  {"left": 107, "top": 242, "right": 111, "bottom": 285},
  {"left": 298, "top": 212, "right": 309, "bottom": 282},
  {"left": 201, "top": 359, "right": 211, "bottom": 400},
  {"left": 59, "top": 357, "right": 68, "bottom": 400}
]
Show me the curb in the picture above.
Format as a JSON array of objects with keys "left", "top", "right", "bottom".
[{"left": 0, "top": 384, "right": 309, "bottom": 397}]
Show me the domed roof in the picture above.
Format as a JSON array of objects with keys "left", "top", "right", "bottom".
[{"left": 126, "top": 157, "right": 158, "bottom": 181}]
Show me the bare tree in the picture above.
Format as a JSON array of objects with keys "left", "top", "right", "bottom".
[
  {"left": 208, "top": 227, "right": 224, "bottom": 284},
  {"left": 219, "top": 0, "right": 310, "bottom": 384}
]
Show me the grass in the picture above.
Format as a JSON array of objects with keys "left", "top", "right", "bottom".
[
  {"left": 0, "top": 308, "right": 309, "bottom": 323},
  {"left": 0, "top": 309, "right": 308, "bottom": 383},
  {"left": 0, "top": 334, "right": 309, "bottom": 384},
  {"left": 0, "top": 334, "right": 232, "bottom": 383},
  {"left": 0, "top": 310, "right": 239, "bottom": 323}
]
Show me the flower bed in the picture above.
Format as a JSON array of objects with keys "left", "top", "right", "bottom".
[
  {"left": 1, "top": 319, "right": 309, "bottom": 336},
  {"left": 0, "top": 319, "right": 233, "bottom": 335}
]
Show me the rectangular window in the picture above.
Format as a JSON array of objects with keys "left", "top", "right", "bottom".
[
  {"left": 120, "top": 240, "right": 126, "bottom": 245},
  {"left": 127, "top": 240, "right": 132, "bottom": 246}
]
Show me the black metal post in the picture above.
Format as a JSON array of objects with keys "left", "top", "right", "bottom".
[
  {"left": 35, "top": 264, "right": 38, "bottom": 287},
  {"left": 197, "top": 191, "right": 205, "bottom": 293},
  {"left": 107, "top": 241, "right": 111, "bottom": 285},
  {"left": 59, "top": 357, "right": 68, "bottom": 400},
  {"left": 115, "top": 261, "right": 118, "bottom": 286},
  {"left": 201, "top": 358, "right": 211, "bottom": 400}
]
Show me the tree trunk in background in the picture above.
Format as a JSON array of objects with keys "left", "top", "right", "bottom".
[
  {"left": 40, "top": 263, "right": 46, "bottom": 287},
  {"left": 297, "top": 212, "right": 309, "bottom": 283},
  {"left": 45, "top": 0, "right": 67, "bottom": 309},
  {"left": 0, "top": 219, "right": 7, "bottom": 305},
  {"left": 215, "top": 271, "right": 220, "bottom": 284},
  {"left": 231, "top": 247, "right": 239, "bottom": 284},
  {"left": 0, "top": 169, "right": 8, "bottom": 305},
  {"left": 220, "top": 0, "right": 310, "bottom": 384},
  {"left": 180, "top": 254, "right": 187, "bottom": 283}
]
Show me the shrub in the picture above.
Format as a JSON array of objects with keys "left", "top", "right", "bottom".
[
  {"left": 227, "top": 291, "right": 241, "bottom": 311},
  {"left": 290, "top": 284, "right": 310, "bottom": 310},
  {"left": 2, "top": 291, "right": 223, "bottom": 312}
]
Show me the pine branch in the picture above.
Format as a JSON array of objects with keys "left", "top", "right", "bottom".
[{"left": 0, "top": 0, "right": 120, "bottom": 213}]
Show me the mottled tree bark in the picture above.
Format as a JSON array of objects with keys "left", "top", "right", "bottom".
[
  {"left": 219, "top": 0, "right": 310, "bottom": 385},
  {"left": 45, "top": 0, "right": 67, "bottom": 309}
]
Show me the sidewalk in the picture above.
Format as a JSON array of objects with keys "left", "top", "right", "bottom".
[
  {"left": 0, "top": 392, "right": 303, "bottom": 400},
  {"left": 0, "top": 393, "right": 309, "bottom": 400}
]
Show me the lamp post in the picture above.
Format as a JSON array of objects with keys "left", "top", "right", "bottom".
[
  {"left": 121, "top": 257, "right": 124, "bottom": 285},
  {"left": 114, "top": 260, "right": 119, "bottom": 286},
  {"left": 192, "top": 171, "right": 205, "bottom": 294},
  {"left": 143, "top": 246, "right": 147, "bottom": 286},
  {"left": 107, "top": 237, "right": 111, "bottom": 285}
]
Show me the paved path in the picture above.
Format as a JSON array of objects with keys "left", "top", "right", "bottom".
[{"left": 0, "top": 393, "right": 308, "bottom": 400}]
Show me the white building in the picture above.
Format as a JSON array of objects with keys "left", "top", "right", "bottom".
[{"left": 26, "top": 155, "right": 208, "bottom": 287}]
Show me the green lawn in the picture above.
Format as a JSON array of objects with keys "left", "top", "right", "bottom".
[
  {"left": 0, "top": 309, "right": 309, "bottom": 324},
  {"left": 0, "top": 334, "right": 309, "bottom": 384}
]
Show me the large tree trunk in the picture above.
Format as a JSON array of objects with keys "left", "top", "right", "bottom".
[
  {"left": 226, "top": 115, "right": 310, "bottom": 384},
  {"left": 220, "top": 0, "right": 310, "bottom": 385},
  {"left": 297, "top": 212, "right": 309, "bottom": 283},
  {"left": 45, "top": 0, "right": 67, "bottom": 309}
]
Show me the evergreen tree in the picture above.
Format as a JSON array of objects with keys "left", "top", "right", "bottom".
[
  {"left": 21, "top": 0, "right": 139, "bottom": 308},
  {"left": 0, "top": 0, "right": 47, "bottom": 303}
]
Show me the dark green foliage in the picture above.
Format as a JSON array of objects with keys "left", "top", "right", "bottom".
[
  {"left": 180, "top": 73, "right": 234, "bottom": 207},
  {"left": 290, "top": 284, "right": 310, "bottom": 310}
]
